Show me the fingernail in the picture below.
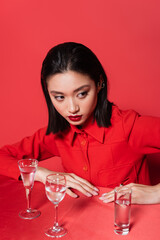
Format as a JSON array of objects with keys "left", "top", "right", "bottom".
[
  {"left": 101, "top": 193, "right": 107, "bottom": 197},
  {"left": 99, "top": 194, "right": 107, "bottom": 199},
  {"left": 73, "top": 194, "right": 79, "bottom": 198},
  {"left": 103, "top": 199, "right": 109, "bottom": 203},
  {"left": 86, "top": 192, "right": 92, "bottom": 197},
  {"left": 92, "top": 191, "right": 99, "bottom": 196},
  {"left": 94, "top": 187, "right": 99, "bottom": 191},
  {"left": 99, "top": 196, "right": 105, "bottom": 200}
]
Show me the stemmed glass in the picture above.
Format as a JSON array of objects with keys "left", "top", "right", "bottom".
[
  {"left": 45, "top": 174, "right": 67, "bottom": 238},
  {"left": 18, "top": 159, "right": 41, "bottom": 219}
]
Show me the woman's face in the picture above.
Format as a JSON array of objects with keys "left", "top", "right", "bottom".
[{"left": 47, "top": 71, "right": 99, "bottom": 126}]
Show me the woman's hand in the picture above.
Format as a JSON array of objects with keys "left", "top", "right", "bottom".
[
  {"left": 35, "top": 166, "right": 99, "bottom": 198},
  {"left": 99, "top": 183, "right": 160, "bottom": 204}
]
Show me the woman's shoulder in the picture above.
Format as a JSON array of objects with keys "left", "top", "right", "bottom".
[
  {"left": 20, "top": 126, "right": 52, "bottom": 144},
  {"left": 107, "top": 105, "right": 140, "bottom": 140},
  {"left": 111, "top": 105, "right": 139, "bottom": 124}
]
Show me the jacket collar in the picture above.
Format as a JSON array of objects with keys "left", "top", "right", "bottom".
[{"left": 69, "top": 116, "right": 104, "bottom": 145}]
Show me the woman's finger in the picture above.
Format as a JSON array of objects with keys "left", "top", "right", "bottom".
[
  {"left": 69, "top": 173, "right": 99, "bottom": 191},
  {"left": 66, "top": 179, "right": 98, "bottom": 197},
  {"left": 66, "top": 188, "right": 79, "bottom": 198},
  {"left": 64, "top": 173, "right": 99, "bottom": 197},
  {"left": 99, "top": 191, "right": 114, "bottom": 203}
]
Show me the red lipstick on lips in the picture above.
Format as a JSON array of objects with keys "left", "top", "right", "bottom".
[{"left": 68, "top": 115, "right": 82, "bottom": 122}]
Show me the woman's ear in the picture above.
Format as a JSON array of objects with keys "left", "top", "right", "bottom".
[{"left": 97, "top": 75, "right": 105, "bottom": 93}]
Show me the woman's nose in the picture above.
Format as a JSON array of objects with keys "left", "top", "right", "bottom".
[{"left": 68, "top": 99, "right": 79, "bottom": 113}]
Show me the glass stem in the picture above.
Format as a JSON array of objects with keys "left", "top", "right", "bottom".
[
  {"left": 53, "top": 204, "right": 59, "bottom": 228},
  {"left": 25, "top": 188, "right": 31, "bottom": 211}
]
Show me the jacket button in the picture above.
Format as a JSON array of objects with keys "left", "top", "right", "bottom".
[
  {"left": 81, "top": 140, "right": 86, "bottom": 145},
  {"left": 83, "top": 166, "right": 88, "bottom": 171}
]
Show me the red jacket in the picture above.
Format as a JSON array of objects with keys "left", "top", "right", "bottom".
[{"left": 0, "top": 106, "right": 160, "bottom": 187}]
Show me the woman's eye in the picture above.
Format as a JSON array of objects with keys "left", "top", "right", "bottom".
[
  {"left": 78, "top": 91, "right": 88, "bottom": 98},
  {"left": 54, "top": 96, "right": 64, "bottom": 101}
]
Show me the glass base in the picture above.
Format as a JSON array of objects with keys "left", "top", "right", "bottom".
[
  {"left": 45, "top": 226, "right": 67, "bottom": 238},
  {"left": 114, "top": 222, "right": 130, "bottom": 235},
  {"left": 114, "top": 227, "right": 129, "bottom": 235},
  {"left": 19, "top": 209, "right": 41, "bottom": 220}
]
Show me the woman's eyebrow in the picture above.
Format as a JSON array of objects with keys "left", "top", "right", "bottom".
[
  {"left": 50, "top": 85, "right": 90, "bottom": 95},
  {"left": 50, "top": 90, "right": 63, "bottom": 94},
  {"left": 74, "top": 85, "right": 90, "bottom": 93}
]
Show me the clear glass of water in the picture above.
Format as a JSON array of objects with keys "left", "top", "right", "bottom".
[
  {"left": 45, "top": 174, "right": 67, "bottom": 238},
  {"left": 114, "top": 186, "right": 132, "bottom": 235},
  {"left": 18, "top": 159, "right": 41, "bottom": 219}
]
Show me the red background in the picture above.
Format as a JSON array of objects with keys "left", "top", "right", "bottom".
[{"left": 0, "top": 0, "right": 160, "bottom": 147}]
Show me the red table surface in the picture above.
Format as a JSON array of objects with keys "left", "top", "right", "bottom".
[{"left": 0, "top": 159, "right": 160, "bottom": 240}]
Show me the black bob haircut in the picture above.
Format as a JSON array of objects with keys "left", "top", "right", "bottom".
[{"left": 41, "top": 42, "right": 113, "bottom": 134}]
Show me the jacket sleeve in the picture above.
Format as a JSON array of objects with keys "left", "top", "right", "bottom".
[
  {"left": 0, "top": 127, "right": 59, "bottom": 179},
  {"left": 122, "top": 110, "right": 160, "bottom": 154}
]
